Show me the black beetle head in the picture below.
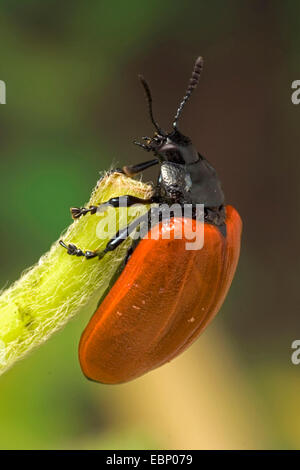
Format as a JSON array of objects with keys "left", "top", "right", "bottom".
[
  {"left": 134, "top": 56, "right": 203, "bottom": 165},
  {"left": 135, "top": 129, "right": 199, "bottom": 165}
]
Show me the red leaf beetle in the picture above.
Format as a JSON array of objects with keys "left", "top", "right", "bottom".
[{"left": 60, "top": 57, "right": 242, "bottom": 384}]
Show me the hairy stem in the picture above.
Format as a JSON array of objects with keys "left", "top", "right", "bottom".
[{"left": 0, "top": 172, "right": 153, "bottom": 376}]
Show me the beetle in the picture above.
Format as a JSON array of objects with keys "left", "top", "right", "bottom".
[{"left": 60, "top": 56, "right": 242, "bottom": 384}]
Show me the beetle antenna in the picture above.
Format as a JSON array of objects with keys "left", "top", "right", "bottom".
[
  {"left": 173, "top": 56, "right": 203, "bottom": 130},
  {"left": 138, "top": 75, "right": 164, "bottom": 135}
]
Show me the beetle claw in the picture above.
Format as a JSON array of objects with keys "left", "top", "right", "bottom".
[
  {"left": 67, "top": 243, "right": 78, "bottom": 255},
  {"left": 71, "top": 207, "right": 84, "bottom": 219},
  {"left": 59, "top": 240, "right": 79, "bottom": 255}
]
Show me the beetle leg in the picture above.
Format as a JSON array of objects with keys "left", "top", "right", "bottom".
[
  {"left": 70, "top": 195, "right": 156, "bottom": 219},
  {"left": 59, "top": 241, "right": 100, "bottom": 259},
  {"left": 70, "top": 205, "right": 98, "bottom": 219},
  {"left": 60, "top": 210, "right": 152, "bottom": 261},
  {"left": 96, "top": 210, "right": 151, "bottom": 258},
  {"left": 123, "top": 158, "right": 159, "bottom": 176}
]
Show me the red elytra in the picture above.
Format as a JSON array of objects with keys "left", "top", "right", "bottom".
[{"left": 79, "top": 206, "right": 242, "bottom": 384}]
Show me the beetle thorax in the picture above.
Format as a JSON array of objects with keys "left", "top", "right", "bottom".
[{"left": 158, "top": 162, "right": 192, "bottom": 202}]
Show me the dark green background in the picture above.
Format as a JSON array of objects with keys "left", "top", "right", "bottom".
[{"left": 0, "top": 0, "right": 299, "bottom": 449}]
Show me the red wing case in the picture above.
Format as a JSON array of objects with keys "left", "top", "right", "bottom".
[{"left": 79, "top": 205, "right": 242, "bottom": 384}]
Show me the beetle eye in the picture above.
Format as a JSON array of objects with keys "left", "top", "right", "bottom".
[{"left": 165, "top": 149, "right": 185, "bottom": 164}]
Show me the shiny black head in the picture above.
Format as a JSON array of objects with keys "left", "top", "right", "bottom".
[
  {"left": 134, "top": 56, "right": 224, "bottom": 209},
  {"left": 134, "top": 56, "right": 203, "bottom": 165}
]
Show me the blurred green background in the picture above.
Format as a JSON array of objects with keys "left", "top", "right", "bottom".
[{"left": 0, "top": 0, "right": 299, "bottom": 449}]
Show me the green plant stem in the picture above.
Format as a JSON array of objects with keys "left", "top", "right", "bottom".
[{"left": 0, "top": 172, "right": 153, "bottom": 376}]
